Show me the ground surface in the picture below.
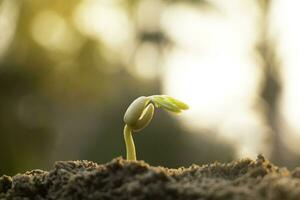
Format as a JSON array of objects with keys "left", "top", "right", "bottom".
[{"left": 1, "top": 155, "right": 300, "bottom": 200}]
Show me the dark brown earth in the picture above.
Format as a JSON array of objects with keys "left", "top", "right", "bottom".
[{"left": 1, "top": 155, "right": 300, "bottom": 200}]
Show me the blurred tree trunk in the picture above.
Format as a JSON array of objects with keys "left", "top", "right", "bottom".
[
  {"left": 257, "top": 0, "right": 283, "bottom": 164},
  {"left": 258, "top": 0, "right": 300, "bottom": 168}
]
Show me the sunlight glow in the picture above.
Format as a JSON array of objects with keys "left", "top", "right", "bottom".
[
  {"left": 161, "top": 1, "right": 264, "bottom": 156},
  {"left": 163, "top": 49, "right": 260, "bottom": 128},
  {"left": 271, "top": 0, "right": 300, "bottom": 153}
]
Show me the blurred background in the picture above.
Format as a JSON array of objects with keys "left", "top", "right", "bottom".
[{"left": 1, "top": 0, "right": 300, "bottom": 175}]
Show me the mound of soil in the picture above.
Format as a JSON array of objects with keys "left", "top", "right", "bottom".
[{"left": 1, "top": 155, "right": 300, "bottom": 200}]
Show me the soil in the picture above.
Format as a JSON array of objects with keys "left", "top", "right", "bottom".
[{"left": 1, "top": 155, "right": 300, "bottom": 200}]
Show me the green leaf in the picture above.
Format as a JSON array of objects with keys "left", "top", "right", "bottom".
[
  {"left": 150, "top": 95, "right": 183, "bottom": 113},
  {"left": 161, "top": 95, "right": 189, "bottom": 110}
]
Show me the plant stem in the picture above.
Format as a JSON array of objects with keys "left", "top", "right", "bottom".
[{"left": 123, "top": 125, "right": 136, "bottom": 161}]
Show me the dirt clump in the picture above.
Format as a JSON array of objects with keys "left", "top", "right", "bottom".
[{"left": 1, "top": 155, "right": 300, "bottom": 200}]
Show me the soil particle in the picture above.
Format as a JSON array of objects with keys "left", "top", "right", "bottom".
[
  {"left": 0, "top": 176, "right": 12, "bottom": 194},
  {"left": 1, "top": 155, "right": 300, "bottom": 200}
]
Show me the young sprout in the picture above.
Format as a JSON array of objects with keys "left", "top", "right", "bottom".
[{"left": 123, "top": 95, "right": 189, "bottom": 161}]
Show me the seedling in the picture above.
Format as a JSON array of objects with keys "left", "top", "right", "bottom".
[{"left": 123, "top": 95, "right": 189, "bottom": 161}]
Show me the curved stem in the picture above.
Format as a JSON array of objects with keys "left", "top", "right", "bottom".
[{"left": 123, "top": 125, "right": 136, "bottom": 161}]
